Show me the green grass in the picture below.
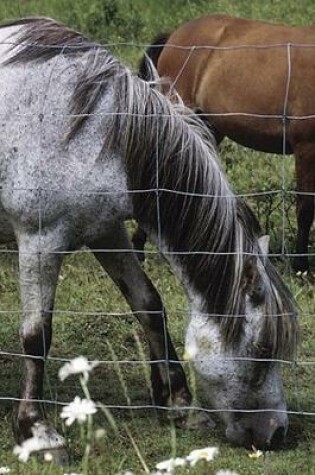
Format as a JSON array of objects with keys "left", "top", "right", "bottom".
[
  {"left": 0, "top": 1, "right": 314, "bottom": 474},
  {"left": 0, "top": 251, "right": 314, "bottom": 473}
]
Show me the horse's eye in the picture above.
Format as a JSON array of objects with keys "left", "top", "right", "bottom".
[{"left": 253, "top": 342, "right": 272, "bottom": 359}]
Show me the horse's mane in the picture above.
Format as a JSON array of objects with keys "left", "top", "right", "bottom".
[
  {"left": 2, "top": 17, "right": 97, "bottom": 62},
  {"left": 4, "top": 17, "right": 297, "bottom": 358}
]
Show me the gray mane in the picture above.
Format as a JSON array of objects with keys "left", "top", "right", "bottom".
[
  {"left": 4, "top": 18, "right": 297, "bottom": 358},
  {"left": 2, "top": 17, "right": 97, "bottom": 62},
  {"left": 106, "top": 62, "right": 297, "bottom": 359}
]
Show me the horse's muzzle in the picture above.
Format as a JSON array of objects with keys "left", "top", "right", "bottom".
[{"left": 226, "top": 411, "right": 289, "bottom": 450}]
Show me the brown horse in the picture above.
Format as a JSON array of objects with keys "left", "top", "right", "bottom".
[{"left": 137, "top": 14, "right": 315, "bottom": 272}]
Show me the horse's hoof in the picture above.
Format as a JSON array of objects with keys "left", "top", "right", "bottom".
[
  {"left": 14, "top": 421, "right": 69, "bottom": 466},
  {"left": 33, "top": 421, "right": 69, "bottom": 465}
]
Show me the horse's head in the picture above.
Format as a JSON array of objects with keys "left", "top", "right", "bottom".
[{"left": 185, "top": 236, "right": 297, "bottom": 450}]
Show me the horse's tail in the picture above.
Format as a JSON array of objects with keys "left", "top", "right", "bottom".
[{"left": 138, "top": 32, "right": 170, "bottom": 80}]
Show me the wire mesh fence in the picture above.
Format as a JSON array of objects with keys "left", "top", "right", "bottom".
[{"left": 0, "top": 19, "right": 314, "bottom": 474}]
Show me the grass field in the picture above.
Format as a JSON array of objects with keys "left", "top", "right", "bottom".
[{"left": 0, "top": 1, "right": 314, "bottom": 474}]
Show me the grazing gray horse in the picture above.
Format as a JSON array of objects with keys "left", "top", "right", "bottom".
[{"left": 0, "top": 18, "right": 296, "bottom": 461}]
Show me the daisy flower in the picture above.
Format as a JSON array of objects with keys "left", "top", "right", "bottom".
[
  {"left": 60, "top": 396, "right": 97, "bottom": 426},
  {"left": 156, "top": 457, "right": 186, "bottom": 472},
  {"left": 216, "top": 470, "right": 240, "bottom": 475},
  {"left": 58, "top": 356, "right": 98, "bottom": 382},
  {"left": 186, "top": 447, "right": 219, "bottom": 467}
]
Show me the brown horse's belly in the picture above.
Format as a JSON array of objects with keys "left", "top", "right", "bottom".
[{"left": 211, "top": 116, "right": 293, "bottom": 154}]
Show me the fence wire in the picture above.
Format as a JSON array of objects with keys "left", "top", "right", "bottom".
[{"left": 0, "top": 35, "right": 314, "bottom": 472}]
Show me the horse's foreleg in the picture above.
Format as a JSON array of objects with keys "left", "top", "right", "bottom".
[
  {"left": 90, "top": 223, "right": 191, "bottom": 409},
  {"left": 293, "top": 146, "right": 315, "bottom": 273},
  {"left": 14, "top": 231, "right": 68, "bottom": 463}
]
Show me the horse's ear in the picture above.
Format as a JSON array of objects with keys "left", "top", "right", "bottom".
[
  {"left": 241, "top": 255, "right": 258, "bottom": 294},
  {"left": 258, "top": 235, "right": 270, "bottom": 255}
]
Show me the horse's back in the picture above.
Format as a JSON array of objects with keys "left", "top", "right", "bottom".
[
  {"left": 157, "top": 14, "right": 315, "bottom": 151},
  {"left": 163, "top": 14, "right": 315, "bottom": 48},
  {"left": 0, "top": 30, "right": 130, "bottom": 246}
]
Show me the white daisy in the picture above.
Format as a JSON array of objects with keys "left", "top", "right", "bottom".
[
  {"left": 44, "top": 452, "right": 53, "bottom": 462},
  {"left": 60, "top": 396, "right": 97, "bottom": 426},
  {"left": 156, "top": 457, "right": 186, "bottom": 472},
  {"left": 216, "top": 470, "right": 239, "bottom": 475},
  {"left": 58, "top": 356, "right": 98, "bottom": 382},
  {"left": 0, "top": 467, "right": 11, "bottom": 474},
  {"left": 186, "top": 447, "right": 219, "bottom": 467}
]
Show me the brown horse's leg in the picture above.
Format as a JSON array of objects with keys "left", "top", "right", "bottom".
[
  {"left": 293, "top": 145, "right": 315, "bottom": 272},
  {"left": 90, "top": 223, "right": 191, "bottom": 408},
  {"left": 131, "top": 225, "right": 147, "bottom": 262},
  {"left": 13, "top": 230, "right": 67, "bottom": 463}
]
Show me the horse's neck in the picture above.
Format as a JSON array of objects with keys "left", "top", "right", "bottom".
[{"left": 161, "top": 247, "right": 211, "bottom": 315}]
